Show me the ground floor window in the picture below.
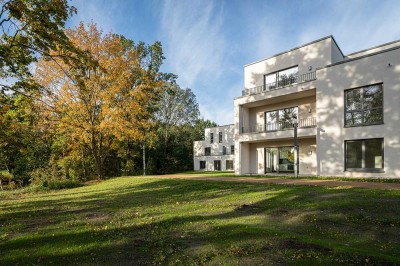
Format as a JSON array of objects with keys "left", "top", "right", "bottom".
[
  {"left": 226, "top": 160, "right": 234, "bottom": 170},
  {"left": 199, "top": 161, "right": 206, "bottom": 170},
  {"left": 265, "top": 146, "right": 298, "bottom": 173},
  {"left": 214, "top": 160, "right": 221, "bottom": 171},
  {"left": 345, "top": 138, "right": 383, "bottom": 171}
]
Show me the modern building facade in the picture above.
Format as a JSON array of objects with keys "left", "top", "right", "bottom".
[
  {"left": 193, "top": 124, "right": 235, "bottom": 171},
  {"left": 195, "top": 35, "right": 400, "bottom": 178}
]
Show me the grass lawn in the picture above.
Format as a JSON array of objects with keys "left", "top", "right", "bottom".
[{"left": 1, "top": 176, "right": 400, "bottom": 265}]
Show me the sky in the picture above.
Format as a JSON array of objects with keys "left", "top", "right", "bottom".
[{"left": 67, "top": 0, "right": 400, "bottom": 125}]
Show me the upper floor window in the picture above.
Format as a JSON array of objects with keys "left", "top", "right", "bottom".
[
  {"left": 345, "top": 84, "right": 383, "bottom": 127},
  {"left": 222, "top": 146, "right": 227, "bottom": 155},
  {"left": 219, "top": 132, "right": 222, "bottom": 143},
  {"left": 264, "top": 66, "right": 298, "bottom": 90},
  {"left": 231, "top": 145, "right": 235, "bottom": 154},
  {"left": 210, "top": 133, "right": 214, "bottom": 143},
  {"left": 345, "top": 138, "right": 383, "bottom": 171},
  {"left": 205, "top": 147, "right": 211, "bottom": 156},
  {"left": 265, "top": 106, "right": 298, "bottom": 131}
]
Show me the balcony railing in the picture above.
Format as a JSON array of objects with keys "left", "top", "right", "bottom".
[
  {"left": 242, "top": 71, "right": 316, "bottom": 96},
  {"left": 241, "top": 117, "right": 316, "bottom": 134}
]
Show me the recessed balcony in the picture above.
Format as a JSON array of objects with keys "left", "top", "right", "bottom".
[{"left": 242, "top": 71, "right": 316, "bottom": 96}]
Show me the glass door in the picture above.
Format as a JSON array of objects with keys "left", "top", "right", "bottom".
[
  {"left": 279, "top": 147, "right": 295, "bottom": 173},
  {"left": 265, "top": 148, "right": 278, "bottom": 173}
]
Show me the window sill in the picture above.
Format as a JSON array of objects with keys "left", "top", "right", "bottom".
[{"left": 345, "top": 169, "right": 385, "bottom": 173}]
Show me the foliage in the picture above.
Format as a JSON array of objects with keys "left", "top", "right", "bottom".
[
  {"left": 1, "top": 176, "right": 400, "bottom": 264},
  {"left": 0, "top": 0, "right": 79, "bottom": 94}
]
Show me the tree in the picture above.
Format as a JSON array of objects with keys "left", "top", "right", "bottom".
[
  {"left": 0, "top": 0, "right": 78, "bottom": 94},
  {"left": 35, "top": 22, "right": 165, "bottom": 180}
]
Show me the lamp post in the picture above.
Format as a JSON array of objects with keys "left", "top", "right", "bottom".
[{"left": 294, "top": 122, "right": 299, "bottom": 178}]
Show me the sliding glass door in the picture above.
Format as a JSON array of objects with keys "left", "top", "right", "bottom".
[{"left": 265, "top": 146, "right": 298, "bottom": 174}]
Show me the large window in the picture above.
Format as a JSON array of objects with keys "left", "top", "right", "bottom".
[
  {"left": 199, "top": 161, "right": 206, "bottom": 170},
  {"left": 345, "top": 84, "right": 383, "bottom": 127},
  {"left": 264, "top": 66, "right": 298, "bottom": 90},
  {"left": 345, "top": 138, "right": 383, "bottom": 171},
  {"left": 265, "top": 107, "right": 298, "bottom": 131}
]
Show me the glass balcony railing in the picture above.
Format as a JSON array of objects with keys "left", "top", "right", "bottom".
[
  {"left": 242, "top": 71, "right": 316, "bottom": 96},
  {"left": 241, "top": 117, "right": 316, "bottom": 134}
]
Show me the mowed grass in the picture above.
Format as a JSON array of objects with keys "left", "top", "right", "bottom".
[{"left": 1, "top": 177, "right": 400, "bottom": 265}]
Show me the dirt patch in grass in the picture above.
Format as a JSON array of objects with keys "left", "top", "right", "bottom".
[{"left": 279, "top": 238, "right": 332, "bottom": 253}]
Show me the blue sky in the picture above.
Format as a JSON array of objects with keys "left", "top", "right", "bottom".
[{"left": 67, "top": 0, "right": 400, "bottom": 125}]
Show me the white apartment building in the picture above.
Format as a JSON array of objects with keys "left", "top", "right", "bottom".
[
  {"left": 193, "top": 125, "right": 235, "bottom": 171},
  {"left": 195, "top": 35, "right": 400, "bottom": 178}
]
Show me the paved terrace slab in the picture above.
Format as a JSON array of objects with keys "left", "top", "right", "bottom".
[{"left": 148, "top": 174, "right": 400, "bottom": 190}]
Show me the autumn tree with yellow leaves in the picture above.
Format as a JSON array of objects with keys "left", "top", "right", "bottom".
[{"left": 35, "top": 22, "right": 165, "bottom": 180}]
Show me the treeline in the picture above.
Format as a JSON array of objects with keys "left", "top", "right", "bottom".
[{"left": 0, "top": 1, "right": 215, "bottom": 189}]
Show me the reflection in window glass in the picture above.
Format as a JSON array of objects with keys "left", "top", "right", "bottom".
[
  {"left": 365, "top": 139, "right": 383, "bottom": 168},
  {"left": 345, "top": 139, "right": 383, "bottom": 170},
  {"left": 346, "top": 141, "right": 362, "bottom": 168}
]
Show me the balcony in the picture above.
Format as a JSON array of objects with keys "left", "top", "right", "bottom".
[
  {"left": 241, "top": 117, "right": 316, "bottom": 134},
  {"left": 242, "top": 71, "right": 316, "bottom": 96}
]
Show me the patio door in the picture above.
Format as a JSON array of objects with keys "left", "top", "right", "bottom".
[
  {"left": 265, "top": 148, "right": 278, "bottom": 173},
  {"left": 265, "top": 147, "right": 298, "bottom": 174},
  {"left": 214, "top": 160, "right": 221, "bottom": 171}
]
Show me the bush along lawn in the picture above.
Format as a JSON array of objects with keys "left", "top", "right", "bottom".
[{"left": 1, "top": 176, "right": 400, "bottom": 265}]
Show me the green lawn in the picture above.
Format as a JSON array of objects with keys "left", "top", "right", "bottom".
[{"left": 1, "top": 176, "right": 400, "bottom": 265}]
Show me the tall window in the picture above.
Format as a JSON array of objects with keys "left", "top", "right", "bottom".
[
  {"left": 264, "top": 66, "right": 298, "bottom": 90},
  {"left": 200, "top": 161, "right": 206, "bottom": 170},
  {"left": 210, "top": 133, "right": 214, "bottom": 143},
  {"left": 345, "top": 84, "right": 383, "bottom": 127},
  {"left": 219, "top": 132, "right": 222, "bottom": 143},
  {"left": 231, "top": 145, "right": 235, "bottom": 154},
  {"left": 205, "top": 147, "right": 211, "bottom": 156},
  {"left": 345, "top": 138, "right": 383, "bottom": 171},
  {"left": 222, "top": 146, "right": 227, "bottom": 155}
]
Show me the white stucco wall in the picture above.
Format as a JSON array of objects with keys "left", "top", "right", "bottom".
[{"left": 316, "top": 47, "right": 400, "bottom": 178}]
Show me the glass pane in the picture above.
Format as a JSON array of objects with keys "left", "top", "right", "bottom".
[
  {"left": 365, "top": 139, "right": 383, "bottom": 169},
  {"left": 279, "top": 147, "right": 295, "bottom": 172},
  {"left": 345, "top": 111, "right": 362, "bottom": 126},
  {"left": 363, "top": 108, "right": 383, "bottom": 124},
  {"left": 346, "top": 141, "right": 362, "bottom": 168},
  {"left": 346, "top": 89, "right": 362, "bottom": 111},
  {"left": 265, "top": 111, "right": 278, "bottom": 131},
  {"left": 265, "top": 73, "right": 277, "bottom": 90},
  {"left": 265, "top": 148, "right": 278, "bottom": 173},
  {"left": 278, "top": 67, "right": 298, "bottom": 86},
  {"left": 363, "top": 85, "right": 383, "bottom": 109},
  {"left": 279, "top": 107, "right": 298, "bottom": 129}
]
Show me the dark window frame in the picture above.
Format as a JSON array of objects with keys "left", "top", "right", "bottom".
[
  {"left": 219, "top": 132, "right": 223, "bottom": 143},
  {"left": 205, "top": 147, "right": 211, "bottom": 156},
  {"left": 264, "top": 106, "right": 299, "bottom": 131},
  {"left": 344, "top": 83, "right": 384, "bottom": 127},
  {"left": 263, "top": 65, "right": 299, "bottom": 90},
  {"left": 199, "top": 161, "right": 206, "bottom": 170},
  {"left": 231, "top": 145, "right": 235, "bottom": 154},
  {"left": 210, "top": 133, "right": 214, "bottom": 143},
  {"left": 344, "top": 138, "right": 384, "bottom": 172},
  {"left": 226, "top": 160, "right": 234, "bottom": 170}
]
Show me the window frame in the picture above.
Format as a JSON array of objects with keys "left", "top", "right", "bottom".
[
  {"left": 344, "top": 138, "right": 384, "bottom": 172},
  {"left": 210, "top": 133, "right": 214, "bottom": 143},
  {"left": 264, "top": 106, "right": 298, "bottom": 131},
  {"left": 199, "top": 161, "right": 206, "bottom": 170},
  {"left": 219, "top": 132, "right": 222, "bottom": 143},
  {"left": 226, "top": 160, "right": 234, "bottom": 170},
  {"left": 263, "top": 65, "right": 298, "bottom": 91},
  {"left": 344, "top": 83, "right": 384, "bottom": 127},
  {"left": 231, "top": 145, "right": 235, "bottom": 155},
  {"left": 205, "top": 147, "right": 211, "bottom": 156}
]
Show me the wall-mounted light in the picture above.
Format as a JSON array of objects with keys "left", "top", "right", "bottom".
[
  {"left": 308, "top": 66, "right": 313, "bottom": 71},
  {"left": 388, "top": 63, "right": 392, "bottom": 67},
  {"left": 308, "top": 108, "right": 312, "bottom": 113}
]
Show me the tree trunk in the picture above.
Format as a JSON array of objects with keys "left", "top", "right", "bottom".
[
  {"left": 142, "top": 139, "right": 146, "bottom": 176},
  {"left": 91, "top": 134, "right": 104, "bottom": 180}
]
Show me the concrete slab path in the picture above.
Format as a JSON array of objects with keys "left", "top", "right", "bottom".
[{"left": 147, "top": 174, "right": 400, "bottom": 190}]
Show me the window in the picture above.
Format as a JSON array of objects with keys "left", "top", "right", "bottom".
[
  {"left": 265, "top": 107, "right": 298, "bottom": 131},
  {"left": 200, "top": 161, "right": 206, "bottom": 170},
  {"left": 214, "top": 160, "right": 221, "bottom": 171},
  {"left": 345, "top": 138, "right": 383, "bottom": 171},
  {"left": 222, "top": 146, "right": 227, "bottom": 155},
  {"left": 345, "top": 84, "right": 383, "bottom": 127},
  {"left": 205, "top": 147, "right": 211, "bottom": 156},
  {"left": 226, "top": 160, "right": 234, "bottom": 170},
  {"left": 231, "top": 145, "right": 235, "bottom": 154},
  {"left": 264, "top": 66, "right": 298, "bottom": 90},
  {"left": 210, "top": 133, "right": 214, "bottom": 143},
  {"left": 219, "top": 132, "right": 222, "bottom": 143}
]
